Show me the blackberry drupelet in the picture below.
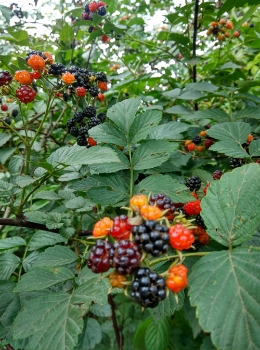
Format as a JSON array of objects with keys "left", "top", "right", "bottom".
[
  {"left": 185, "top": 176, "right": 201, "bottom": 192},
  {"left": 98, "top": 6, "right": 106, "bottom": 16},
  {"left": 88, "top": 117, "right": 102, "bottom": 129},
  {"left": 149, "top": 193, "right": 176, "bottom": 220},
  {"left": 230, "top": 158, "right": 243, "bottom": 169},
  {"left": 67, "top": 118, "right": 76, "bottom": 128},
  {"left": 73, "top": 111, "right": 85, "bottom": 123},
  {"left": 89, "top": 86, "right": 99, "bottom": 97},
  {"left": 87, "top": 239, "right": 113, "bottom": 273},
  {"left": 77, "top": 135, "right": 88, "bottom": 146},
  {"left": 79, "top": 126, "right": 89, "bottom": 136},
  {"left": 11, "top": 109, "right": 19, "bottom": 117},
  {"left": 96, "top": 72, "right": 107, "bottom": 82},
  {"left": 69, "top": 126, "right": 79, "bottom": 137},
  {"left": 26, "top": 50, "right": 46, "bottom": 61}
]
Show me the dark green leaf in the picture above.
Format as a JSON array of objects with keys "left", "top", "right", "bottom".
[
  {"left": 0, "top": 237, "right": 26, "bottom": 252},
  {"left": 34, "top": 246, "right": 78, "bottom": 267},
  {"left": 145, "top": 317, "right": 171, "bottom": 350},
  {"left": 209, "top": 140, "right": 250, "bottom": 158},
  {"left": 149, "top": 121, "right": 189, "bottom": 140},
  {"left": 76, "top": 318, "right": 102, "bottom": 350},
  {"left": 249, "top": 139, "right": 260, "bottom": 157},
  {"left": 28, "top": 231, "right": 66, "bottom": 250},
  {"left": 206, "top": 122, "right": 251, "bottom": 143},
  {"left": 0, "top": 254, "right": 20, "bottom": 280}
]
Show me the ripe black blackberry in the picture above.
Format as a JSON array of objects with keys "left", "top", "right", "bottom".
[
  {"left": 212, "top": 170, "right": 223, "bottom": 180},
  {"left": 96, "top": 72, "right": 107, "bottom": 82},
  {"left": 149, "top": 193, "right": 176, "bottom": 220},
  {"left": 79, "top": 126, "right": 89, "bottom": 136},
  {"left": 97, "top": 112, "right": 106, "bottom": 122},
  {"left": 89, "top": 87, "right": 99, "bottom": 97},
  {"left": 69, "top": 126, "right": 79, "bottom": 137},
  {"left": 67, "top": 118, "right": 76, "bottom": 128},
  {"left": 87, "top": 239, "right": 113, "bottom": 273},
  {"left": 88, "top": 26, "right": 94, "bottom": 33},
  {"left": 26, "top": 50, "right": 46, "bottom": 61},
  {"left": 192, "top": 135, "right": 202, "bottom": 145},
  {"left": 109, "top": 240, "right": 141, "bottom": 275},
  {"left": 11, "top": 109, "right": 19, "bottom": 117},
  {"left": 2, "top": 118, "right": 11, "bottom": 125},
  {"left": 98, "top": 6, "right": 106, "bottom": 16},
  {"left": 88, "top": 117, "right": 102, "bottom": 129},
  {"left": 73, "top": 111, "right": 85, "bottom": 123},
  {"left": 48, "top": 63, "right": 66, "bottom": 76},
  {"left": 130, "top": 268, "right": 166, "bottom": 308},
  {"left": 132, "top": 220, "right": 169, "bottom": 256},
  {"left": 189, "top": 241, "right": 201, "bottom": 252},
  {"left": 230, "top": 158, "right": 243, "bottom": 169},
  {"left": 77, "top": 135, "right": 88, "bottom": 146},
  {"left": 185, "top": 176, "right": 201, "bottom": 192},
  {"left": 83, "top": 106, "right": 96, "bottom": 118},
  {"left": 195, "top": 214, "right": 207, "bottom": 229}
]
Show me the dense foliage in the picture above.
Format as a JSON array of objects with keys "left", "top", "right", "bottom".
[{"left": 0, "top": 0, "right": 260, "bottom": 349}]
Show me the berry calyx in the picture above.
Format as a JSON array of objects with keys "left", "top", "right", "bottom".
[
  {"left": 16, "top": 85, "right": 37, "bottom": 104},
  {"left": 168, "top": 224, "right": 195, "bottom": 250},
  {"left": 27, "top": 54, "right": 45, "bottom": 70},
  {"left": 14, "top": 70, "right": 33, "bottom": 85},
  {"left": 183, "top": 200, "right": 201, "bottom": 216},
  {"left": 92, "top": 217, "right": 113, "bottom": 237},
  {"left": 109, "top": 271, "right": 126, "bottom": 288},
  {"left": 87, "top": 239, "right": 113, "bottom": 273},
  {"left": 140, "top": 205, "right": 162, "bottom": 221},
  {"left": 110, "top": 215, "right": 133, "bottom": 240},
  {"left": 61, "top": 71, "right": 76, "bottom": 84},
  {"left": 109, "top": 240, "right": 141, "bottom": 275},
  {"left": 130, "top": 194, "right": 148, "bottom": 211},
  {"left": 166, "top": 264, "right": 188, "bottom": 293},
  {"left": 0, "top": 70, "right": 13, "bottom": 86}
]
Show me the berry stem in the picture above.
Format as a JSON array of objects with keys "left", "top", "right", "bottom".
[
  {"left": 150, "top": 251, "right": 210, "bottom": 266},
  {"left": 128, "top": 143, "right": 134, "bottom": 198},
  {"left": 108, "top": 294, "right": 124, "bottom": 350}
]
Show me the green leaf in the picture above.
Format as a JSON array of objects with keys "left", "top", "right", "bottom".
[
  {"left": 149, "top": 291, "right": 184, "bottom": 323},
  {"left": 0, "top": 281, "right": 20, "bottom": 338},
  {"left": 200, "top": 336, "right": 216, "bottom": 350},
  {"left": 0, "top": 5, "right": 12, "bottom": 22},
  {"left": 22, "top": 251, "right": 40, "bottom": 272},
  {"left": 145, "top": 317, "right": 171, "bottom": 350},
  {"left": 189, "top": 249, "right": 260, "bottom": 350},
  {"left": 28, "top": 231, "right": 66, "bottom": 250},
  {"left": 65, "top": 196, "right": 94, "bottom": 211},
  {"left": 221, "top": 62, "right": 241, "bottom": 69},
  {"left": 162, "top": 88, "right": 181, "bottom": 99},
  {"left": 89, "top": 123, "right": 127, "bottom": 146},
  {"left": 206, "top": 122, "right": 251, "bottom": 143},
  {"left": 13, "top": 292, "right": 84, "bottom": 350},
  {"left": 107, "top": 97, "right": 141, "bottom": 140},
  {"left": 129, "top": 110, "right": 162, "bottom": 144},
  {"left": 0, "top": 254, "right": 20, "bottom": 279},
  {"left": 0, "top": 147, "right": 16, "bottom": 164},
  {"left": 234, "top": 107, "right": 260, "bottom": 120},
  {"left": 33, "top": 191, "right": 62, "bottom": 200},
  {"left": 185, "top": 109, "right": 230, "bottom": 122},
  {"left": 209, "top": 140, "right": 250, "bottom": 158},
  {"left": 134, "top": 174, "right": 191, "bottom": 203},
  {"left": 34, "top": 246, "right": 78, "bottom": 267},
  {"left": 25, "top": 211, "right": 49, "bottom": 225},
  {"left": 169, "top": 33, "right": 190, "bottom": 45},
  {"left": 183, "top": 296, "right": 202, "bottom": 339},
  {"left": 185, "top": 82, "right": 218, "bottom": 92},
  {"left": 218, "top": 0, "right": 249, "bottom": 15},
  {"left": 14, "top": 267, "right": 75, "bottom": 292},
  {"left": 0, "top": 133, "right": 11, "bottom": 146},
  {"left": 0, "top": 180, "right": 14, "bottom": 192},
  {"left": 76, "top": 318, "right": 102, "bottom": 350},
  {"left": 179, "top": 91, "right": 203, "bottom": 100},
  {"left": 16, "top": 175, "right": 36, "bottom": 188},
  {"left": 133, "top": 318, "right": 153, "bottom": 350},
  {"left": 165, "top": 105, "right": 193, "bottom": 115},
  {"left": 249, "top": 139, "right": 260, "bottom": 157},
  {"left": 132, "top": 140, "right": 174, "bottom": 170},
  {"left": 86, "top": 174, "right": 129, "bottom": 206},
  {"left": 60, "top": 22, "right": 74, "bottom": 42},
  {"left": 0, "top": 237, "right": 26, "bottom": 252},
  {"left": 149, "top": 121, "right": 189, "bottom": 140},
  {"left": 90, "top": 303, "right": 112, "bottom": 317},
  {"left": 201, "top": 164, "right": 260, "bottom": 247}
]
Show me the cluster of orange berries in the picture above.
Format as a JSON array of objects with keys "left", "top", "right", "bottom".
[
  {"left": 185, "top": 130, "right": 215, "bottom": 153},
  {"left": 207, "top": 19, "right": 240, "bottom": 41}
]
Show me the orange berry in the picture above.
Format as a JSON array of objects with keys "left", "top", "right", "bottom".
[
  {"left": 226, "top": 21, "right": 233, "bottom": 30},
  {"left": 92, "top": 217, "right": 113, "bottom": 237},
  {"left": 96, "top": 93, "right": 105, "bottom": 101},
  {"left": 217, "top": 34, "right": 224, "bottom": 41},
  {"left": 197, "top": 145, "right": 204, "bottom": 152},
  {"left": 211, "top": 21, "right": 219, "bottom": 27},
  {"left": 140, "top": 205, "right": 162, "bottom": 220},
  {"left": 224, "top": 32, "right": 230, "bottom": 38},
  {"left": 242, "top": 22, "right": 249, "bottom": 27},
  {"left": 206, "top": 29, "right": 213, "bottom": 36},
  {"left": 27, "top": 54, "right": 45, "bottom": 70},
  {"left": 166, "top": 264, "right": 188, "bottom": 293},
  {"left": 43, "top": 52, "right": 54, "bottom": 64},
  {"left": 130, "top": 194, "right": 148, "bottom": 211},
  {"left": 109, "top": 271, "right": 126, "bottom": 288},
  {"left": 219, "top": 19, "right": 226, "bottom": 25},
  {"left": 187, "top": 143, "right": 196, "bottom": 151},
  {"left": 185, "top": 140, "right": 192, "bottom": 146},
  {"left": 233, "top": 30, "right": 240, "bottom": 38},
  {"left": 61, "top": 71, "right": 75, "bottom": 84},
  {"left": 110, "top": 64, "right": 119, "bottom": 72},
  {"left": 247, "top": 134, "right": 254, "bottom": 142},
  {"left": 199, "top": 131, "right": 207, "bottom": 137},
  {"left": 14, "top": 70, "right": 33, "bottom": 85},
  {"left": 97, "top": 81, "right": 108, "bottom": 91}
]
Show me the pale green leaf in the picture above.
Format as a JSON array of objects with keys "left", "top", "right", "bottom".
[
  {"left": 0, "top": 237, "right": 26, "bottom": 252},
  {"left": 65, "top": 197, "right": 94, "bottom": 211},
  {"left": 28, "top": 231, "right": 66, "bottom": 250},
  {"left": 0, "top": 133, "right": 11, "bottom": 147},
  {"left": 76, "top": 318, "right": 102, "bottom": 350},
  {"left": 249, "top": 139, "right": 260, "bottom": 157},
  {"left": 14, "top": 267, "right": 75, "bottom": 292},
  {"left": 179, "top": 91, "right": 203, "bottom": 100},
  {"left": 13, "top": 292, "right": 84, "bottom": 350},
  {"left": 189, "top": 249, "right": 260, "bottom": 350},
  {"left": 206, "top": 122, "right": 251, "bottom": 143},
  {"left": 90, "top": 303, "right": 112, "bottom": 317},
  {"left": 235, "top": 107, "right": 260, "bottom": 120},
  {"left": 145, "top": 317, "right": 171, "bottom": 350},
  {"left": 165, "top": 105, "right": 193, "bottom": 115},
  {"left": 89, "top": 123, "right": 127, "bottom": 146},
  {"left": 33, "top": 191, "right": 62, "bottom": 200},
  {"left": 149, "top": 121, "right": 189, "bottom": 140},
  {"left": 22, "top": 251, "right": 40, "bottom": 272},
  {"left": 0, "top": 254, "right": 20, "bottom": 279},
  {"left": 221, "top": 62, "right": 241, "bottom": 69},
  {"left": 185, "top": 82, "right": 218, "bottom": 92},
  {"left": 209, "top": 140, "right": 250, "bottom": 158},
  {"left": 34, "top": 246, "right": 78, "bottom": 267},
  {"left": 0, "top": 180, "right": 14, "bottom": 192},
  {"left": 16, "top": 175, "right": 36, "bottom": 188},
  {"left": 134, "top": 174, "right": 191, "bottom": 203},
  {"left": 25, "top": 211, "right": 49, "bottom": 225},
  {"left": 184, "top": 109, "right": 230, "bottom": 122},
  {"left": 162, "top": 88, "right": 181, "bottom": 98},
  {"left": 0, "top": 147, "right": 16, "bottom": 165},
  {"left": 201, "top": 164, "right": 260, "bottom": 247},
  {"left": 132, "top": 140, "right": 174, "bottom": 170},
  {"left": 129, "top": 110, "right": 162, "bottom": 144}
]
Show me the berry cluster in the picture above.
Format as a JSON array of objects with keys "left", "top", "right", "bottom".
[
  {"left": 207, "top": 19, "right": 241, "bottom": 41},
  {"left": 149, "top": 193, "right": 176, "bottom": 220},
  {"left": 81, "top": 1, "right": 107, "bottom": 34},
  {"left": 185, "top": 131, "right": 215, "bottom": 153}
]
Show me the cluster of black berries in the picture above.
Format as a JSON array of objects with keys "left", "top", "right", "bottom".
[
  {"left": 81, "top": 1, "right": 107, "bottom": 33},
  {"left": 130, "top": 268, "right": 166, "bottom": 308},
  {"left": 185, "top": 176, "right": 202, "bottom": 192},
  {"left": 132, "top": 221, "right": 169, "bottom": 257},
  {"left": 67, "top": 106, "right": 106, "bottom": 146},
  {"left": 230, "top": 158, "right": 245, "bottom": 169},
  {"left": 10, "top": 3, "right": 24, "bottom": 19},
  {"left": 149, "top": 193, "right": 176, "bottom": 220},
  {"left": 87, "top": 239, "right": 141, "bottom": 275}
]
